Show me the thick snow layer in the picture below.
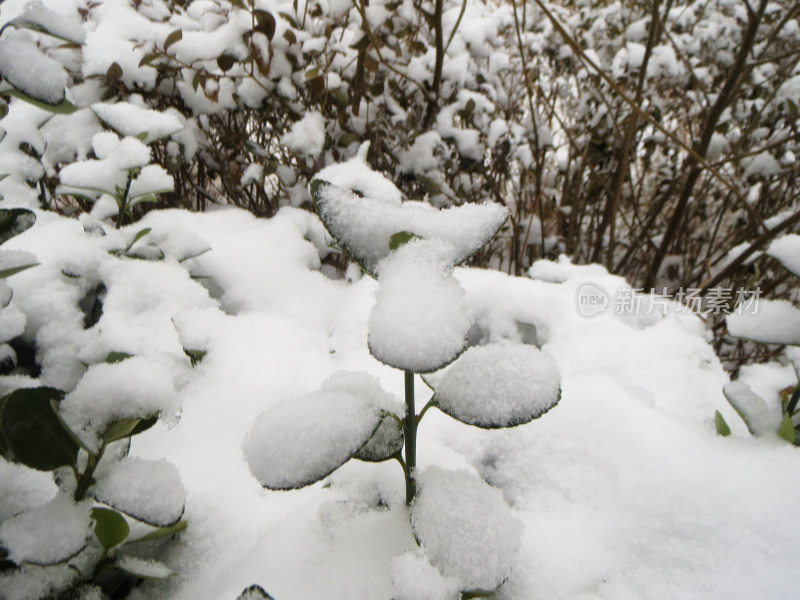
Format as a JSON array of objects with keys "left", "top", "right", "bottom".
[
  {"left": 767, "top": 234, "right": 800, "bottom": 277},
  {"left": 0, "top": 30, "right": 67, "bottom": 104},
  {"left": 368, "top": 238, "right": 471, "bottom": 372},
  {"left": 0, "top": 494, "right": 90, "bottom": 565},
  {"left": 315, "top": 142, "right": 403, "bottom": 206},
  {"left": 432, "top": 343, "right": 561, "bottom": 428},
  {"left": 10, "top": 5, "right": 85, "bottom": 44},
  {"left": 93, "top": 457, "right": 185, "bottom": 526},
  {"left": 244, "top": 372, "right": 385, "bottom": 489},
  {"left": 727, "top": 299, "right": 800, "bottom": 345},
  {"left": 312, "top": 180, "right": 509, "bottom": 273},
  {"left": 280, "top": 111, "right": 325, "bottom": 157},
  {"left": 3, "top": 209, "right": 799, "bottom": 600},
  {"left": 91, "top": 102, "right": 184, "bottom": 143},
  {"left": 60, "top": 355, "right": 180, "bottom": 452},
  {"left": 411, "top": 467, "right": 522, "bottom": 593},
  {"left": 722, "top": 381, "right": 782, "bottom": 437}
]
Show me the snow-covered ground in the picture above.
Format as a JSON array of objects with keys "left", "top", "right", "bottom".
[{"left": 2, "top": 205, "right": 798, "bottom": 599}]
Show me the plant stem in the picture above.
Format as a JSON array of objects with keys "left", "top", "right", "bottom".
[
  {"left": 403, "top": 370, "right": 416, "bottom": 505},
  {"left": 74, "top": 445, "right": 105, "bottom": 502}
]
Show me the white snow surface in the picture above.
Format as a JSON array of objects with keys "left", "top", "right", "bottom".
[
  {"left": 280, "top": 111, "right": 325, "bottom": 157},
  {"left": 368, "top": 238, "right": 471, "bottom": 372},
  {"left": 91, "top": 102, "right": 184, "bottom": 143},
  {"left": 93, "top": 457, "right": 185, "bottom": 527},
  {"left": 722, "top": 381, "right": 782, "bottom": 437},
  {"left": 0, "top": 30, "right": 67, "bottom": 104},
  {"left": 727, "top": 298, "right": 800, "bottom": 345},
  {"left": 411, "top": 467, "right": 522, "bottom": 593},
  {"left": 768, "top": 234, "right": 800, "bottom": 277},
  {"left": 0, "top": 208, "right": 798, "bottom": 599},
  {"left": 390, "top": 550, "right": 458, "bottom": 600},
  {"left": 432, "top": 343, "right": 561, "bottom": 427},
  {"left": 243, "top": 372, "right": 386, "bottom": 490},
  {"left": 315, "top": 142, "right": 403, "bottom": 206},
  {"left": 0, "top": 494, "right": 90, "bottom": 565},
  {"left": 313, "top": 180, "right": 509, "bottom": 273}
]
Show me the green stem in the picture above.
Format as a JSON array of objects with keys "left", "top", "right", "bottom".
[
  {"left": 416, "top": 397, "right": 437, "bottom": 425},
  {"left": 403, "top": 370, "right": 416, "bottom": 505},
  {"left": 116, "top": 171, "right": 135, "bottom": 230},
  {"left": 74, "top": 445, "right": 105, "bottom": 502},
  {"left": 786, "top": 383, "right": 800, "bottom": 417}
]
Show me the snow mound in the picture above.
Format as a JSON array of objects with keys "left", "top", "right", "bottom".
[
  {"left": 315, "top": 142, "right": 403, "bottom": 206},
  {"left": 92, "top": 102, "right": 184, "bottom": 143},
  {"left": 0, "top": 494, "right": 90, "bottom": 565},
  {"left": 390, "top": 550, "right": 459, "bottom": 600},
  {"left": 431, "top": 343, "right": 561, "bottom": 428},
  {"left": 243, "top": 372, "right": 386, "bottom": 489},
  {"left": 60, "top": 355, "right": 180, "bottom": 453},
  {"left": 93, "top": 458, "right": 185, "bottom": 527},
  {"left": 722, "top": 381, "right": 781, "bottom": 437},
  {"left": 280, "top": 111, "right": 325, "bottom": 157},
  {"left": 411, "top": 467, "right": 522, "bottom": 593},
  {"left": 767, "top": 234, "right": 800, "bottom": 277},
  {"left": 310, "top": 179, "right": 508, "bottom": 274},
  {"left": 726, "top": 299, "right": 800, "bottom": 345},
  {"left": 368, "top": 239, "right": 471, "bottom": 372}
]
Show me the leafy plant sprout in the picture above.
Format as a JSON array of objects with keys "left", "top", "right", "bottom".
[{"left": 244, "top": 152, "right": 563, "bottom": 597}]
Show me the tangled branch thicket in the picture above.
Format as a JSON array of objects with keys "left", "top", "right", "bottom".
[{"left": 5, "top": 0, "right": 800, "bottom": 368}]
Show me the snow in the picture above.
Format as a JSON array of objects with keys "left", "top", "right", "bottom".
[
  {"left": 116, "top": 556, "right": 175, "bottom": 579},
  {"left": 91, "top": 102, "right": 184, "bottom": 143},
  {"left": 722, "top": 381, "right": 782, "bottom": 437},
  {"left": 368, "top": 238, "right": 470, "bottom": 372},
  {"left": 243, "top": 372, "right": 386, "bottom": 490},
  {"left": 0, "top": 494, "right": 90, "bottom": 565},
  {"left": 390, "top": 550, "right": 458, "bottom": 600},
  {"left": 315, "top": 142, "right": 403, "bottom": 206},
  {"left": 280, "top": 111, "right": 325, "bottom": 157},
  {"left": 11, "top": 5, "right": 85, "bottom": 44},
  {"left": 430, "top": 343, "right": 561, "bottom": 428},
  {"left": 312, "top": 180, "right": 509, "bottom": 274},
  {"left": 59, "top": 355, "right": 181, "bottom": 453},
  {"left": 93, "top": 458, "right": 186, "bottom": 527},
  {"left": 1, "top": 207, "right": 799, "bottom": 599},
  {"left": 767, "top": 234, "right": 800, "bottom": 277},
  {"left": 726, "top": 299, "right": 800, "bottom": 345},
  {"left": 411, "top": 467, "right": 522, "bottom": 593},
  {"left": 0, "top": 29, "right": 67, "bottom": 104}
]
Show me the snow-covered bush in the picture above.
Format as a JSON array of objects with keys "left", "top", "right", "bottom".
[
  {"left": 717, "top": 234, "right": 800, "bottom": 444},
  {"left": 243, "top": 153, "right": 562, "bottom": 598}
]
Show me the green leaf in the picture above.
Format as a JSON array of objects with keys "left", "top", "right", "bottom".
[
  {"left": 389, "top": 231, "right": 421, "bottom": 251},
  {"left": 0, "top": 208, "right": 36, "bottom": 245},
  {"left": 778, "top": 413, "right": 796, "bottom": 444},
  {"left": 304, "top": 65, "right": 321, "bottom": 80},
  {"left": 714, "top": 410, "right": 731, "bottom": 437},
  {"left": 138, "top": 51, "right": 162, "bottom": 68},
  {"left": 237, "top": 584, "right": 276, "bottom": 600},
  {"left": 354, "top": 414, "right": 404, "bottom": 462},
  {"left": 0, "top": 87, "right": 76, "bottom": 114},
  {"left": 0, "top": 261, "right": 38, "bottom": 279},
  {"left": 129, "top": 415, "right": 158, "bottom": 437},
  {"left": 183, "top": 349, "right": 206, "bottom": 367},
  {"left": 102, "top": 418, "right": 143, "bottom": 443},
  {"left": 125, "top": 227, "right": 151, "bottom": 252},
  {"left": 0, "top": 387, "right": 78, "bottom": 471},
  {"left": 92, "top": 507, "right": 130, "bottom": 549},
  {"left": 164, "top": 30, "right": 183, "bottom": 51},
  {"left": 125, "top": 519, "right": 187, "bottom": 545},
  {"left": 106, "top": 351, "right": 134, "bottom": 364}
]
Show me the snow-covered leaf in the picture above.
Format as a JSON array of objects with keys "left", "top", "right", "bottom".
[
  {"left": 0, "top": 31, "right": 67, "bottom": 105},
  {"left": 115, "top": 556, "right": 174, "bottom": 579},
  {"left": 126, "top": 519, "right": 187, "bottom": 545},
  {"left": 767, "top": 234, "right": 800, "bottom": 278},
  {"left": 368, "top": 239, "right": 471, "bottom": 373},
  {"left": 390, "top": 550, "right": 459, "bottom": 600},
  {"left": 243, "top": 372, "right": 386, "bottom": 490},
  {"left": 726, "top": 299, "right": 800, "bottom": 346},
  {"left": 411, "top": 468, "right": 521, "bottom": 593},
  {"left": 9, "top": 6, "right": 86, "bottom": 45},
  {"left": 0, "top": 250, "right": 38, "bottom": 279},
  {"left": 0, "top": 494, "right": 90, "bottom": 565},
  {"left": 0, "top": 208, "right": 36, "bottom": 245},
  {"left": 0, "top": 387, "right": 78, "bottom": 471},
  {"left": 91, "top": 507, "right": 130, "bottom": 550},
  {"left": 430, "top": 344, "right": 561, "bottom": 428},
  {"left": 237, "top": 584, "right": 276, "bottom": 600},
  {"left": 93, "top": 457, "right": 185, "bottom": 527},
  {"left": 309, "top": 179, "right": 508, "bottom": 275},
  {"left": 91, "top": 103, "right": 184, "bottom": 143},
  {"left": 722, "top": 381, "right": 781, "bottom": 437},
  {"left": 354, "top": 414, "right": 404, "bottom": 462}
]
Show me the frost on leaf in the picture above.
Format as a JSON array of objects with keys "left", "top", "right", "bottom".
[
  {"left": 722, "top": 381, "right": 782, "bottom": 437},
  {"left": 429, "top": 343, "right": 561, "bottom": 428},
  {"left": 368, "top": 239, "right": 471, "bottom": 373},
  {"left": 0, "top": 495, "right": 91, "bottom": 565},
  {"left": 93, "top": 458, "right": 185, "bottom": 527},
  {"left": 243, "top": 372, "right": 386, "bottom": 490},
  {"left": 309, "top": 179, "right": 508, "bottom": 275},
  {"left": 726, "top": 299, "right": 800, "bottom": 346},
  {"left": 411, "top": 468, "right": 521, "bottom": 594},
  {"left": 767, "top": 234, "right": 800, "bottom": 278}
]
